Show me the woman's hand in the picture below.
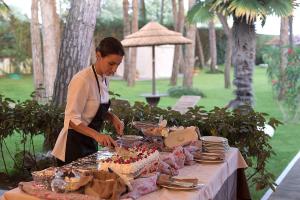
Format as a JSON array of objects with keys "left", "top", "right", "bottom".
[{"left": 94, "top": 134, "right": 116, "bottom": 147}]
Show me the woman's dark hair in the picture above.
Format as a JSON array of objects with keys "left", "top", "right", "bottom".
[{"left": 96, "top": 37, "right": 125, "bottom": 57}]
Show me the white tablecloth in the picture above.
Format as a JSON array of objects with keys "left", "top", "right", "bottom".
[{"left": 1, "top": 148, "right": 248, "bottom": 200}]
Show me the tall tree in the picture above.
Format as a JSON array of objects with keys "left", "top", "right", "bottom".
[
  {"left": 208, "top": 19, "right": 217, "bottom": 72},
  {"left": 127, "top": 0, "right": 138, "bottom": 87},
  {"left": 52, "top": 0, "right": 100, "bottom": 106},
  {"left": 123, "top": 0, "right": 130, "bottom": 81},
  {"left": 217, "top": 13, "right": 232, "bottom": 88},
  {"left": 54, "top": 3, "right": 61, "bottom": 54},
  {"left": 187, "top": 2, "right": 232, "bottom": 88},
  {"left": 160, "top": 0, "right": 164, "bottom": 24},
  {"left": 30, "top": 0, "right": 44, "bottom": 102},
  {"left": 171, "top": 0, "right": 177, "bottom": 28},
  {"left": 279, "top": 17, "right": 289, "bottom": 100},
  {"left": 195, "top": 30, "right": 205, "bottom": 68},
  {"left": 90, "top": 0, "right": 102, "bottom": 65},
  {"left": 170, "top": 0, "right": 184, "bottom": 86},
  {"left": 139, "top": 0, "right": 146, "bottom": 23},
  {"left": 288, "top": 15, "right": 293, "bottom": 49},
  {"left": 40, "top": 0, "right": 60, "bottom": 100},
  {"left": 188, "top": 0, "right": 294, "bottom": 108},
  {"left": 89, "top": 39, "right": 97, "bottom": 65},
  {"left": 183, "top": 0, "right": 196, "bottom": 88}
]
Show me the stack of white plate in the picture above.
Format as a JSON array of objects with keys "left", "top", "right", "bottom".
[{"left": 194, "top": 136, "right": 229, "bottom": 164}]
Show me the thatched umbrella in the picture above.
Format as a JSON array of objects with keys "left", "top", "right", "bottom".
[{"left": 121, "top": 21, "right": 192, "bottom": 97}]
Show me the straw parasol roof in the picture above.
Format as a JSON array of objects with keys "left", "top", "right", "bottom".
[
  {"left": 121, "top": 21, "right": 192, "bottom": 100},
  {"left": 121, "top": 21, "right": 192, "bottom": 47}
]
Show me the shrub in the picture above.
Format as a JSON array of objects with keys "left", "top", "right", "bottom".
[
  {"left": 0, "top": 95, "right": 63, "bottom": 174},
  {"left": 263, "top": 46, "right": 300, "bottom": 122},
  {"left": 107, "top": 100, "right": 281, "bottom": 191},
  {"left": 0, "top": 94, "right": 281, "bottom": 191},
  {"left": 167, "top": 86, "right": 206, "bottom": 98}
]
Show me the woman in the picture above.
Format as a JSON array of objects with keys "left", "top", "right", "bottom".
[{"left": 52, "top": 37, "right": 125, "bottom": 164}]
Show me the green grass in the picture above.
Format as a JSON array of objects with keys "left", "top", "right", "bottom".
[
  {"left": 0, "top": 68, "right": 299, "bottom": 200},
  {"left": 0, "top": 75, "right": 34, "bottom": 102}
]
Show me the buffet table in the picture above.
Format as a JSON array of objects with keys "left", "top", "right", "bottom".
[{"left": 0, "top": 148, "right": 251, "bottom": 200}]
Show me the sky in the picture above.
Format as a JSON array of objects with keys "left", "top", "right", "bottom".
[{"left": 3, "top": 0, "right": 300, "bottom": 36}]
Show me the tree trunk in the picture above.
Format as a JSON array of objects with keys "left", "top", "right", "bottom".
[
  {"left": 139, "top": 0, "right": 146, "bottom": 23},
  {"left": 178, "top": 0, "right": 185, "bottom": 73},
  {"left": 90, "top": 38, "right": 97, "bottom": 65},
  {"left": 170, "top": 0, "right": 184, "bottom": 86},
  {"left": 52, "top": 0, "right": 100, "bottom": 107},
  {"left": 171, "top": 0, "right": 177, "bottom": 29},
  {"left": 217, "top": 13, "right": 232, "bottom": 89},
  {"left": 230, "top": 17, "right": 256, "bottom": 108},
  {"left": 30, "top": 0, "right": 44, "bottom": 102},
  {"left": 54, "top": 4, "right": 61, "bottom": 54},
  {"left": 196, "top": 30, "right": 205, "bottom": 68},
  {"left": 278, "top": 17, "right": 289, "bottom": 100},
  {"left": 208, "top": 19, "right": 217, "bottom": 72},
  {"left": 288, "top": 15, "right": 293, "bottom": 49},
  {"left": 183, "top": 0, "right": 196, "bottom": 88},
  {"left": 89, "top": 0, "right": 101, "bottom": 65},
  {"left": 123, "top": 0, "right": 130, "bottom": 81},
  {"left": 160, "top": 0, "right": 164, "bottom": 24},
  {"left": 170, "top": 0, "right": 178, "bottom": 86},
  {"left": 40, "top": 0, "right": 60, "bottom": 101},
  {"left": 127, "top": 0, "right": 138, "bottom": 87}
]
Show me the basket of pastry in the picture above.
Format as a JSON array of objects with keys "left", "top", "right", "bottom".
[
  {"left": 133, "top": 120, "right": 169, "bottom": 137},
  {"left": 31, "top": 167, "right": 56, "bottom": 189},
  {"left": 50, "top": 168, "right": 93, "bottom": 192}
]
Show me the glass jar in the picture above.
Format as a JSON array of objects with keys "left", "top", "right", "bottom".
[{"left": 50, "top": 171, "right": 66, "bottom": 193}]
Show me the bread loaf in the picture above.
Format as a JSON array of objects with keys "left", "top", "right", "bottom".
[{"left": 164, "top": 126, "right": 200, "bottom": 149}]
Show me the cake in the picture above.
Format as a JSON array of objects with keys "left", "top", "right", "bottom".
[{"left": 98, "top": 146, "right": 159, "bottom": 176}]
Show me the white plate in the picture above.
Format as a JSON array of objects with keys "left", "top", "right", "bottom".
[
  {"left": 201, "top": 136, "right": 227, "bottom": 143},
  {"left": 160, "top": 183, "right": 205, "bottom": 190},
  {"left": 194, "top": 159, "right": 224, "bottom": 164}
]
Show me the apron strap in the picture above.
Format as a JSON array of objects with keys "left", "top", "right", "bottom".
[{"left": 92, "top": 65, "right": 101, "bottom": 94}]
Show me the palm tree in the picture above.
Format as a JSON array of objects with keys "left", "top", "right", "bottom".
[{"left": 188, "top": 0, "right": 294, "bottom": 108}]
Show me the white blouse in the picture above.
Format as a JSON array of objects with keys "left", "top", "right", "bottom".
[{"left": 52, "top": 66, "right": 110, "bottom": 161}]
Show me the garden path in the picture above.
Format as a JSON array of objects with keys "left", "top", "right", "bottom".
[
  {"left": 172, "top": 95, "right": 201, "bottom": 114},
  {"left": 262, "top": 150, "right": 300, "bottom": 200}
]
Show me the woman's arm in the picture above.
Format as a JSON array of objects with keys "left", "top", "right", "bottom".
[
  {"left": 104, "top": 111, "right": 124, "bottom": 135},
  {"left": 69, "top": 121, "right": 116, "bottom": 147}
]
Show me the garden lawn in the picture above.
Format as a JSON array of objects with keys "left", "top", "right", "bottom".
[{"left": 0, "top": 67, "right": 299, "bottom": 200}]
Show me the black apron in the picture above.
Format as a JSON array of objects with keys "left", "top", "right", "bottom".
[{"left": 61, "top": 65, "right": 110, "bottom": 165}]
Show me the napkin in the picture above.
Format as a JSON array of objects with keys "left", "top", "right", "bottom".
[{"left": 157, "top": 174, "right": 198, "bottom": 188}]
